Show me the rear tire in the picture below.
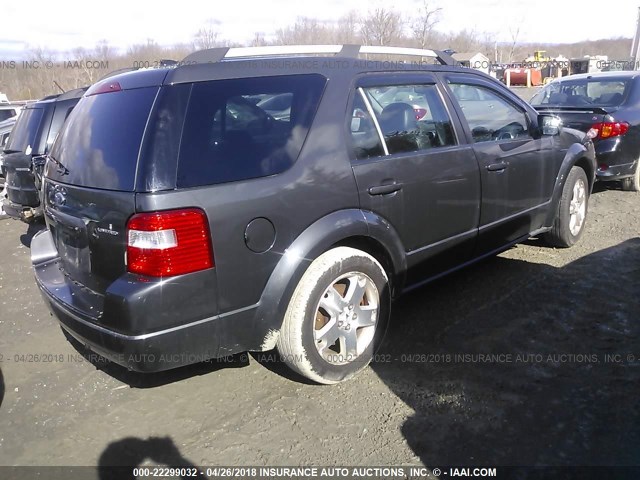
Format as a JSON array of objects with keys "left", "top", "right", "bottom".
[
  {"left": 621, "top": 161, "right": 640, "bottom": 192},
  {"left": 544, "top": 166, "right": 589, "bottom": 248},
  {"left": 277, "top": 247, "right": 390, "bottom": 385}
]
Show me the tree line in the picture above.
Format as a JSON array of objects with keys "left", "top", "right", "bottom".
[{"left": 0, "top": 3, "right": 633, "bottom": 100}]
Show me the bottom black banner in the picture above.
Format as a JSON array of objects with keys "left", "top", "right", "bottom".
[{"left": 0, "top": 466, "right": 639, "bottom": 480}]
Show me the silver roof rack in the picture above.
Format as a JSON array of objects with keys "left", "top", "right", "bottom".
[{"left": 182, "top": 44, "right": 457, "bottom": 66}]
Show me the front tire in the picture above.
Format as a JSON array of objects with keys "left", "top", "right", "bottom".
[
  {"left": 621, "top": 160, "right": 640, "bottom": 192},
  {"left": 277, "top": 247, "right": 390, "bottom": 384},
  {"left": 544, "top": 166, "right": 589, "bottom": 248}
]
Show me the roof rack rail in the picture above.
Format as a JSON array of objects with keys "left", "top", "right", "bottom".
[{"left": 182, "top": 44, "right": 457, "bottom": 66}]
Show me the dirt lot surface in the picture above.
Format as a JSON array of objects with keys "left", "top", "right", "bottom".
[{"left": 0, "top": 182, "right": 638, "bottom": 471}]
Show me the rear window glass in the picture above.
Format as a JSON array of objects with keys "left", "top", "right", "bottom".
[
  {"left": 5, "top": 107, "right": 44, "bottom": 153},
  {"left": 49, "top": 87, "right": 158, "bottom": 191},
  {"left": 530, "top": 79, "right": 631, "bottom": 107},
  {"left": 177, "top": 74, "right": 326, "bottom": 188}
]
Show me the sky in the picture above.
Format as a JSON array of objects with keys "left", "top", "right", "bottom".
[{"left": 0, "top": 0, "right": 638, "bottom": 57}]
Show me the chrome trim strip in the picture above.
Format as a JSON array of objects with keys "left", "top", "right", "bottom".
[{"left": 358, "top": 88, "right": 389, "bottom": 156}]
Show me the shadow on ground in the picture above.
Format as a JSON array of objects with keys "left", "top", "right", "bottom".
[
  {"left": 19, "top": 219, "right": 45, "bottom": 248},
  {"left": 98, "top": 436, "right": 208, "bottom": 480},
  {"left": 372, "top": 238, "right": 640, "bottom": 466}
]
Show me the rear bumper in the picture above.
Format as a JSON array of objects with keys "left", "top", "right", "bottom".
[
  {"left": 38, "top": 283, "right": 257, "bottom": 372},
  {"left": 1, "top": 197, "right": 42, "bottom": 221},
  {"left": 595, "top": 139, "right": 638, "bottom": 181},
  {"left": 31, "top": 229, "right": 261, "bottom": 372},
  {"left": 596, "top": 159, "right": 637, "bottom": 181}
]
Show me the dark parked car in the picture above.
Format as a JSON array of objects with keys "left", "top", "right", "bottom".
[
  {"left": 2, "top": 88, "right": 86, "bottom": 221},
  {"left": 530, "top": 71, "right": 640, "bottom": 191},
  {"left": 31, "top": 45, "right": 596, "bottom": 384}
]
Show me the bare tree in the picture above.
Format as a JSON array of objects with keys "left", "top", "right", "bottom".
[
  {"left": 193, "top": 19, "right": 221, "bottom": 50},
  {"left": 507, "top": 18, "right": 524, "bottom": 63},
  {"left": 335, "top": 11, "right": 361, "bottom": 44},
  {"left": 446, "top": 29, "right": 480, "bottom": 54},
  {"left": 251, "top": 32, "right": 267, "bottom": 47},
  {"left": 71, "top": 47, "right": 97, "bottom": 86},
  {"left": 275, "top": 17, "right": 331, "bottom": 45},
  {"left": 412, "top": 1, "right": 442, "bottom": 49},
  {"left": 2, "top": 19, "right": 634, "bottom": 102},
  {"left": 360, "top": 8, "right": 404, "bottom": 46}
]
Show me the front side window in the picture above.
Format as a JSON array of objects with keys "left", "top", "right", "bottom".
[
  {"left": 449, "top": 83, "right": 530, "bottom": 143},
  {"left": 177, "top": 74, "right": 326, "bottom": 188},
  {"left": 354, "top": 84, "right": 456, "bottom": 156}
]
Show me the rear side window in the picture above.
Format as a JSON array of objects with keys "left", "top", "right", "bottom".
[
  {"left": 177, "top": 74, "right": 326, "bottom": 188},
  {"left": 5, "top": 107, "right": 44, "bottom": 153},
  {"left": 49, "top": 87, "right": 159, "bottom": 191},
  {"left": 357, "top": 84, "right": 456, "bottom": 156}
]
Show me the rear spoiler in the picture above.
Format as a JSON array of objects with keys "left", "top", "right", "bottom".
[{"left": 533, "top": 106, "right": 611, "bottom": 115}]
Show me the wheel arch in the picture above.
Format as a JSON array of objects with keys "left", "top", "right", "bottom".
[
  {"left": 544, "top": 142, "right": 596, "bottom": 227},
  {"left": 252, "top": 209, "right": 406, "bottom": 350}
]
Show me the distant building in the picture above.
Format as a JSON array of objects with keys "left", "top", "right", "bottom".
[{"left": 452, "top": 52, "right": 490, "bottom": 74}]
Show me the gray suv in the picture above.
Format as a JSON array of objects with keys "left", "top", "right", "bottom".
[{"left": 31, "top": 45, "right": 596, "bottom": 384}]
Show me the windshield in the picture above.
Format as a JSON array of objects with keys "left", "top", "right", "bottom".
[
  {"left": 4, "top": 107, "right": 44, "bottom": 153},
  {"left": 530, "top": 78, "right": 630, "bottom": 107}
]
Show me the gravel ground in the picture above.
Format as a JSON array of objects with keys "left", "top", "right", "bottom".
[{"left": 0, "top": 182, "right": 638, "bottom": 471}]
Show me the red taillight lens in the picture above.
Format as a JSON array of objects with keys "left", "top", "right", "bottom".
[
  {"left": 126, "top": 208, "right": 213, "bottom": 277},
  {"left": 589, "top": 121, "right": 629, "bottom": 139},
  {"left": 87, "top": 81, "right": 122, "bottom": 96},
  {"left": 414, "top": 108, "right": 428, "bottom": 120}
]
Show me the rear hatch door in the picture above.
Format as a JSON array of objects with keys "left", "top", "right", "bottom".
[{"left": 44, "top": 83, "right": 161, "bottom": 295}]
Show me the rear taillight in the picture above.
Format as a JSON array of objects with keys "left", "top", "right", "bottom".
[
  {"left": 589, "top": 121, "right": 629, "bottom": 139},
  {"left": 126, "top": 208, "right": 213, "bottom": 277}
]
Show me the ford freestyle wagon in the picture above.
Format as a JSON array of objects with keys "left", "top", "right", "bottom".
[{"left": 31, "top": 45, "right": 596, "bottom": 384}]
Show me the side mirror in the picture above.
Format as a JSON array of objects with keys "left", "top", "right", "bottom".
[{"left": 539, "top": 115, "right": 562, "bottom": 136}]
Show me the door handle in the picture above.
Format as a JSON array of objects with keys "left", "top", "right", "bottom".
[
  {"left": 368, "top": 183, "right": 403, "bottom": 196},
  {"left": 486, "top": 161, "right": 508, "bottom": 172}
]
